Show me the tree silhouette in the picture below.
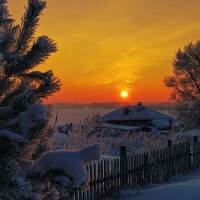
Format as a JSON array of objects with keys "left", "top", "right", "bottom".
[{"left": 164, "top": 40, "right": 200, "bottom": 129}]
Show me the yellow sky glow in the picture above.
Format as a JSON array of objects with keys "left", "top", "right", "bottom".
[{"left": 7, "top": 0, "right": 200, "bottom": 103}]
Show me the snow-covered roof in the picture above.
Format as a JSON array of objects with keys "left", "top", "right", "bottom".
[{"left": 101, "top": 103, "right": 173, "bottom": 121}]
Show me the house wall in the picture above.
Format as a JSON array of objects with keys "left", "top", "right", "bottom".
[{"left": 106, "top": 120, "right": 151, "bottom": 126}]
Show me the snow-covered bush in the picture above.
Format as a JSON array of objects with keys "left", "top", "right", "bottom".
[
  {"left": 52, "top": 114, "right": 107, "bottom": 151},
  {"left": 52, "top": 112, "right": 190, "bottom": 157}
]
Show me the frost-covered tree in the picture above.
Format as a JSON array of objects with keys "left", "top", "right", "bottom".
[
  {"left": 0, "top": 0, "right": 61, "bottom": 199},
  {"left": 164, "top": 40, "right": 200, "bottom": 129},
  {"left": 0, "top": 1, "right": 102, "bottom": 199}
]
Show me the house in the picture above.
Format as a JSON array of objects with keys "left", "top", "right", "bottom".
[{"left": 101, "top": 102, "right": 185, "bottom": 133}]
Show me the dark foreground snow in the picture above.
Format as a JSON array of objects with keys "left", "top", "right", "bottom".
[{"left": 114, "top": 169, "right": 200, "bottom": 200}]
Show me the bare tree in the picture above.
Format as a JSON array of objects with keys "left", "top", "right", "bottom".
[{"left": 164, "top": 40, "right": 200, "bottom": 129}]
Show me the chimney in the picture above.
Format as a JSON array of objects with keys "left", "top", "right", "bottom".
[
  {"left": 123, "top": 108, "right": 129, "bottom": 115},
  {"left": 137, "top": 102, "right": 143, "bottom": 111}
]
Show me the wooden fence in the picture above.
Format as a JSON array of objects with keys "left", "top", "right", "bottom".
[{"left": 60, "top": 137, "right": 200, "bottom": 200}]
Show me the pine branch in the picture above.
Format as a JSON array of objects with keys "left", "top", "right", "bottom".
[
  {"left": 5, "top": 35, "right": 57, "bottom": 75},
  {"left": 0, "top": 82, "right": 27, "bottom": 106},
  {"left": 16, "top": 0, "right": 46, "bottom": 55},
  {"left": 11, "top": 90, "right": 37, "bottom": 112},
  {"left": 0, "top": 0, "right": 14, "bottom": 28},
  {"left": 0, "top": 75, "right": 11, "bottom": 98},
  {"left": 33, "top": 70, "right": 61, "bottom": 98},
  {"left": 0, "top": 24, "right": 20, "bottom": 57}
]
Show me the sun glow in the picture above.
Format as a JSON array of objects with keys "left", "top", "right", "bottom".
[
  {"left": 121, "top": 91, "right": 128, "bottom": 98},
  {"left": 8, "top": 0, "right": 200, "bottom": 103}
]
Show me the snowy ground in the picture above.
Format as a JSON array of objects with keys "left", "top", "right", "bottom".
[
  {"left": 114, "top": 169, "right": 200, "bottom": 200},
  {"left": 53, "top": 129, "right": 200, "bottom": 200},
  {"left": 100, "top": 152, "right": 200, "bottom": 200}
]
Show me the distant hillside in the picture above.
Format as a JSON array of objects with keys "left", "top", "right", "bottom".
[
  {"left": 52, "top": 102, "right": 131, "bottom": 109},
  {"left": 52, "top": 102, "right": 175, "bottom": 110}
]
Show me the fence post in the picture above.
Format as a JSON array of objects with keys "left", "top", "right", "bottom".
[
  {"left": 168, "top": 140, "right": 172, "bottom": 147},
  {"left": 193, "top": 136, "right": 199, "bottom": 170},
  {"left": 194, "top": 136, "right": 198, "bottom": 143},
  {"left": 167, "top": 140, "right": 174, "bottom": 176},
  {"left": 120, "top": 146, "right": 127, "bottom": 187},
  {"left": 120, "top": 146, "right": 127, "bottom": 157}
]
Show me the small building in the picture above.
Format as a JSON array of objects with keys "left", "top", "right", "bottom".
[{"left": 101, "top": 102, "right": 185, "bottom": 133}]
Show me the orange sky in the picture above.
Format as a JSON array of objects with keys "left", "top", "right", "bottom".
[{"left": 7, "top": 0, "right": 200, "bottom": 103}]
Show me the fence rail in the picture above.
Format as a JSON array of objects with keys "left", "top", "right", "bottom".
[{"left": 61, "top": 137, "right": 200, "bottom": 200}]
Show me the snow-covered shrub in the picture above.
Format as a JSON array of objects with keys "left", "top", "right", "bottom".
[
  {"left": 52, "top": 114, "right": 107, "bottom": 151},
  {"left": 52, "top": 114, "right": 190, "bottom": 157}
]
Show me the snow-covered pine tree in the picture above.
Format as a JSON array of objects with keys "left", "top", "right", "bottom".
[{"left": 0, "top": 0, "right": 61, "bottom": 199}]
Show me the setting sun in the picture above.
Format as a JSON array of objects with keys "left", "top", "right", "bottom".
[{"left": 121, "top": 91, "right": 128, "bottom": 98}]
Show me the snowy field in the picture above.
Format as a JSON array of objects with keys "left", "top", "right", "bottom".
[{"left": 114, "top": 169, "right": 200, "bottom": 200}]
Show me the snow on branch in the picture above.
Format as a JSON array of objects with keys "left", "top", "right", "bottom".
[
  {"left": 29, "top": 193, "right": 41, "bottom": 200},
  {"left": 11, "top": 91, "right": 37, "bottom": 112},
  {"left": 0, "top": 53, "right": 6, "bottom": 68},
  {"left": 7, "top": 104, "right": 48, "bottom": 139},
  {"left": 0, "top": 105, "right": 13, "bottom": 119},
  {"left": 54, "top": 175, "right": 71, "bottom": 187},
  {"left": 23, "top": 71, "right": 44, "bottom": 79},
  {"left": 1, "top": 82, "right": 27, "bottom": 107},
  {"left": 0, "top": 130, "right": 23, "bottom": 141},
  {"left": 19, "top": 144, "right": 102, "bottom": 188}
]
